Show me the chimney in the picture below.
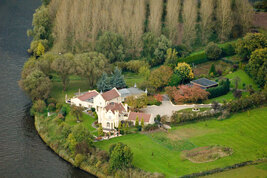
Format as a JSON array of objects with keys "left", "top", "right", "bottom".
[
  {"left": 78, "top": 88, "right": 81, "bottom": 96},
  {"left": 134, "top": 83, "right": 137, "bottom": 88}
]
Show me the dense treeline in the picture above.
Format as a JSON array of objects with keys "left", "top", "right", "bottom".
[{"left": 33, "top": 0, "right": 253, "bottom": 56}]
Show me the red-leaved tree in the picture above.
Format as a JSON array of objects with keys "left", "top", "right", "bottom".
[
  {"left": 154, "top": 94, "right": 163, "bottom": 102},
  {"left": 165, "top": 85, "right": 209, "bottom": 104}
]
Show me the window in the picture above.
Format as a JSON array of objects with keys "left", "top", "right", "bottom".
[{"left": 106, "top": 122, "right": 110, "bottom": 128}]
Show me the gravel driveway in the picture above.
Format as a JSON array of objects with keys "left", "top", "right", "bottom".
[{"left": 141, "top": 99, "right": 211, "bottom": 117}]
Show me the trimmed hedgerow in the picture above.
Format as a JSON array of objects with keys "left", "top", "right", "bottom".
[
  {"left": 207, "top": 79, "right": 230, "bottom": 99},
  {"left": 179, "top": 51, "right": 208, "bottom": 65}
]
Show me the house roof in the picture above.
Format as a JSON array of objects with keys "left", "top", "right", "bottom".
[
  {"left": 128, "top": 112, "right": 151, "bottom": 123},
  {"left": 191, "top": 78, "right": 218, "bottom": 87},
  {"left": 105, "top": 103, "right": 126, "bottom": 114},
  {"left": 78, "top": 90, "right": 99, "bottom": 101},
  {"left": 101, "top": 88, "right": 120, "bottom": 101},
  {"left": 118, "top": 87, "right": 146, "bottom": 98}
]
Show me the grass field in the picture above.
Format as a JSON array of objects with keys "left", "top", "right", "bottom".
[
  {"left": 204, "top": 91, "right": 250, "bottom": 104},
  {"left": 205, "top": 162, "right": 267, "bottom": 178},
  {"left": 124, "top": 72, "right": 145, "bottom": 88},
  {"left": 225, "top": 70, "right": 259, "bottom": 90},
  {"left": 95, "top": 107, "right": 267, "bottom": 177}
]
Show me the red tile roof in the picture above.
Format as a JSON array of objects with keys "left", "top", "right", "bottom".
[
  {"left": 78, "top": 91, "right": 99, "bottom": 101},
  {"left": 128, "top": 112, "right": 151, "bottom": 123},
  {"left": 105, "top": 103, "right": 126, "bottom": 114},
  {"left": 101, "top": 88, "right": 120, "bottom": 101}
]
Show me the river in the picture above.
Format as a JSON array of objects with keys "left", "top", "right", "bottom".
[{"left": 0, "top": 0, "right": 94, "bottom": 177}]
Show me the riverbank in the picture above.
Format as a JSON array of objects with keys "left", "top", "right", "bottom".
[{"left": 34, "top": 115, "right": 106, "bottom": 178}]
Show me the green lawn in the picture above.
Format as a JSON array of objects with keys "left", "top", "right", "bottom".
[
  {"left": 124, "top": 72, "right": 145, "bottom": 88},
  {"left": 50, "top": 80, "right": 91, "bottom": 103},
  {"left": 205, "top": 162, "right": 267, "bottom": 178},
  {"left": 95, "top": 107, "right": 267, "bottom": 177},
  {"left": 225, "top": 70, "right": 259, "bottom": 90},
  {"left": 204, "top": 91, "right": 250, "bottom": 104}
]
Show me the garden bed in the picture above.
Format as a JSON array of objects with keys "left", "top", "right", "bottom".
[{"left": 181, "top": 146, "right": 233, "bottom": 163}]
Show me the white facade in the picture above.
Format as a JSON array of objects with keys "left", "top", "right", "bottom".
[{"left": 70, "top": 98, "right": 94, "bottom": 108}]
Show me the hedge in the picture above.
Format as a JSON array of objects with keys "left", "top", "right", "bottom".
[
  {"left": 179, "top": 51, "right": 208, "bottom": 65},
  {"left": 178, "top": 41, "right": 236, "bottom": 65},
  {"left": 207, "top": 79, "right": 230, "bottom": 99},
  {"left": 181, "top": 158, "right": 266, "bottom": 178}
]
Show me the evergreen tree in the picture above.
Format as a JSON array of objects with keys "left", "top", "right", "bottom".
[
  {"left": 118, "top": 121, "right": 122, "bottom": 131},
  {"left": 110, "top": 67, "right": 126, "bottom": 89},
  {"left": 98, "top": 124, "right": 104, "bottom": 136},
  {"left": 135, "top": 117, "right": 139, "bottom": 127},
  {"left": 209, "top": 64, "right": 217, "bottom": 76},
  {"left": 141, "top": 118, "right": 144, "bottom": 129},
  {"left": 126, "top": 123, "right": 129, "bottom": 134},
  {"left": 97, "top": 72, "right": 112, "bottom": 92}
]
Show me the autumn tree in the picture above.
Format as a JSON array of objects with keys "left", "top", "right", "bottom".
[
  {"left": 182, "top": 0, "right": 198, "bottom": 46},
  {"left": 51, "top": 53, "right": 75, "bottom": 91},
  {"left": 19, "top": 69, "right": 51, "bottom": 100},
  {"left": 165, "top": 85, "right": 209, "bottom": 104},
  {"left": 75, "top": 52, "right": 109, "bottom": 88},
  {"left": 149, "top": 66, "right": 173, "bottom": 91},
  {"left": 174, "top": 63, "right": 194, "bottom": 84}
]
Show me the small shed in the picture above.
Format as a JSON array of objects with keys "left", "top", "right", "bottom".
[{"left": 190, "top": 78, "right": 218, "bottom": 89}]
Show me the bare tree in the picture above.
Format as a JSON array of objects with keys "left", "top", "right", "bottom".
[
  {"left": 182, "top": 0, "right": 198, "bottom": 47},
  {"left": 148, "top": 0, "right": 163, "bottom": 36},
  {"left": 166, "top": 0, "right": 181, "bottom": 45},
  {"left": 200, "top": 0, "right": 215, "bottom": 44},
  {"left": 235, "top": 0, "right": 253, "bottom": 34},
  {"left": 216, "top": 0, "right": 233, "bottom": 42}
]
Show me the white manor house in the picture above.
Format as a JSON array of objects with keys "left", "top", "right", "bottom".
[{"left": 70, "top": 87, "right": 154, "bottom": 130}]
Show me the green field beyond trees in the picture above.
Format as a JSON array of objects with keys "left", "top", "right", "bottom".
[{"left": 95, "top": 107, "right": 267, "bottom": 177}]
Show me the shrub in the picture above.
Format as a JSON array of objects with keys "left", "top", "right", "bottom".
[
  {"left": 171, "top": 110, "right": 221, "bottom": 125},
  {"left": 154, "top": 94, "right": 163, "bottom": 102},
  {"left": 47, "top": 98, "right": 57, "bottom": 105},
  {"left": 31, "top": 100, "right": 46, "bottom": 115},
  {"left": 144, "top": 124, "right": 159, "bottom": 131},
  {"left": 221, "top": 43, "right": 235, "bottom": 57},
  {"left": 225, "top": 91, "right": 267, "bottom": 113},
  {"left": 233, "top": 89, "right": 242, "bottom": 99},
  {"left": 205, "top": 42, "right": 222, "bottom": 60},
  {"left": 48, "top": 103, "right": 55, "bottom": 111},
  {"left": 74, "top": 154, "right": 85, "bottom": 167},
  {"left": 126, "top": 60, "right": 150, "bottom": 73},
  {"left": 109, "top": 143, "right": 133, "bottom": 172},
  {"left": 206, "top": 79, "right": 230, "bottom": 99}
]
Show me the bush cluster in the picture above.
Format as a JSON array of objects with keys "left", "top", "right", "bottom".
[
  {"left": 207, "top": 79, "right": 230, "bottom": 99},
  {"left": 225, "top": 92, "right": 267, "bottom": 113},
  {"left": 171, "top": 110, "right": 221, "bottom": 125}
]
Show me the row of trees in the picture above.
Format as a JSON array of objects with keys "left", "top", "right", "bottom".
[{"left": 37, "top": 0, "right": 253, "bottom": 56}]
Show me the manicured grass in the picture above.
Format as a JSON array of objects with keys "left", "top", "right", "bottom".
[
  {"left": 124, "top": 72, "right": 145, "bottom": 88},
  {"left": 204, "top": 91, "right": 249, "bottom": 104},
  {"left": 95, "top": 107, "right": 267, "bottom": 177},
  {"left": 204, "top": 162, "right": 267, "bottom": 178},
  {"left": 225, "top": 70, "right": 259, "bottom": 90},
  {"left": 50, "top": 80, "right": 91, "bottom": 103}
]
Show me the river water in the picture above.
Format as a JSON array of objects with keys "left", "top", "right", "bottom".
[{"left": 0, "top": 0, "right": 94, "bottom": 177}]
